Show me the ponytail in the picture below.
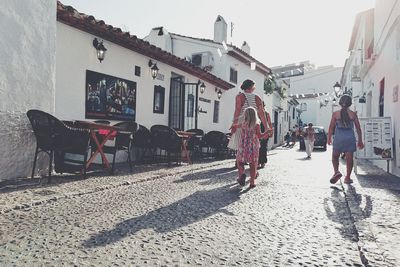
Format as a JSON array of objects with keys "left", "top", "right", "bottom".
[{"left": 338, "top": 95, "right": 352, "bottom": 127}]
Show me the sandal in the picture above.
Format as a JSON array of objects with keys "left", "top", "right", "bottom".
[
  {"left": 237, "top": 173, "right": 246, "bottom": 186},
  {"left": 344, "top": 177, "right": 353, "bottom": 184},
  {"left": 330, "top": 171, "right": 342, "bottom": 184},
  {"left": 249, "top": 184, "right": 256, "bottom": 189}
]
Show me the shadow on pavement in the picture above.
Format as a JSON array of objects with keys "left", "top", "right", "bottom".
[
  {"left": 174, "top": 167, "right": 237, "bottom": 185},
  {"left": 82, "top": 183, "right": 243, "bottom": 248},
  {"left": 355, "top": 159, "right": 400, "bottom": 198},
  {"left": 324, "top": 186, "right": 372, "bottom": 242}
]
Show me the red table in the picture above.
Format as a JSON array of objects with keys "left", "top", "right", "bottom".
[
  {"left": 176, "top": 131, "right": 195, "bottom": 164},
  {"left": 74, "top": 121, "right": 127, "bottom": 173}
]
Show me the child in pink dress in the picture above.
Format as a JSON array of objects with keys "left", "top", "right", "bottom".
[{"left": 236, "top": 107, "right": 268, "bottom": 188}]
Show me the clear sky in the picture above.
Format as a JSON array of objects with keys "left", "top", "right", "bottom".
[{"left": 60, "top": 0, "right": 375, "bottom": 68}]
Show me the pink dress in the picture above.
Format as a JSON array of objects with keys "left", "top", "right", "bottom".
[{"left": 236, "top": 124, "right": 261, "bottom": 164}]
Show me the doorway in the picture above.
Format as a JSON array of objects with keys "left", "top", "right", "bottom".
[{"left": 169, "top": 76, "right": 199, "bottom": 130}]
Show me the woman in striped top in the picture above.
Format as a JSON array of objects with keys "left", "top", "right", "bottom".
[{"left": 231, "top": 79, "right": 270, "bottom": 187}]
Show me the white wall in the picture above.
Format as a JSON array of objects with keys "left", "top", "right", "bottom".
[
  {"left": 289, "top": 66, "right": 342, "bottom": 131},
  {"left": 0, "top": 1, "right": 56, "bottom": 181},
  {"left": 164, "top": 35, "right": 268, "bottom": 133},
  {"left": 364, "top": 4, "right": 400, "bottom": 176},
  {"left": 56, "top": 23, "right": 226, "bottom": 133}
]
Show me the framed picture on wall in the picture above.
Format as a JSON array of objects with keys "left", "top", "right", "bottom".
[
  {"left": 153, "top": 85, "right": 165, "bottom": 114},
  {"left": 85, "top": 70, "right": 136, "bottom": 121}
]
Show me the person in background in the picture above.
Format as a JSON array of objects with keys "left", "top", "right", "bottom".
[
  {"left": 328, "top": 95, "right": 364, "bottom": 184},
  {"left": 303, "top": 123, "right": 315, "bottom": 159},
  {"left": 283, "top": 131, "right": 291, "bottom": 147},
  {"left": 258, "top": 103, "right": 273, "bottom": 169},
  {"left": 235, "top": 107, "right": 269, "bottom": 189}
]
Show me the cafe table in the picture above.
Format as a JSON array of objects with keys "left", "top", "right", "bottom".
[
  {"left": 74, "top": 120, "right": 127, "bottom": 173},
  {"left": 176, "top": 131, "right": 196, "bottom": 164}
]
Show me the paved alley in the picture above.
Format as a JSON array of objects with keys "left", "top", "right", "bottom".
[{"left": 1, "top": 145, "right": 399, "bottom": 266}]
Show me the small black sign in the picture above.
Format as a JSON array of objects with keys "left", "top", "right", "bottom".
[{"left": 199, "top": 97, "right": 211, "bottom": 103}]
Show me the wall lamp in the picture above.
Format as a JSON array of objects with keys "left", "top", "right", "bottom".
[
  {"left": 333, "top": 81, "right": 341, "bottom": 97},
  {"left": 148, "top": 60, "right": 159, "bottom": 79},
  {"left": 93, "top": 38, "right": 107, "bottom": 63},
  {"left": 215, "top": 88, "right": 222, "bottom": 99},
  {"left": 198, "top": 80, "right": 206, "bottom": 94}
]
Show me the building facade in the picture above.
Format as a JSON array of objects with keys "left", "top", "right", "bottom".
[
  {"left": 144, "top": 16, "right": 272, "bottom": 134},
  {"left": 342, "top": 1, "right": 400, "bottom": 176}
]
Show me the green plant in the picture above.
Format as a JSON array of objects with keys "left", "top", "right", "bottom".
[
  {"left": 264, "top": 76, "right": 286, "bottom": 98},
  {"left": 264, "top": 76, "right": 276, "bottom": 95}
]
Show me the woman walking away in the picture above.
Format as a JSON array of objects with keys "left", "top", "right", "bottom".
[
  {"left": 230, "top": 79, "right": 268, "bottom": 167},
  {"left": 304, "top": 123, "right": 315, "bottom": 159},
  {"left": 328, "top": 95, "right": 364, "bottom": 184},
  {"left": 235, "top": 107, "right": 268, "bottom": 189}
]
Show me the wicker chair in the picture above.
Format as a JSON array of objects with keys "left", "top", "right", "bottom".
[
  {"left": 131, "top": 125, "right": 154, "bottom": 164},
  {"left": 27, "top": 110, "right": 90, "bottom": 181},
  {"left": 201, "top": 130, "right": 229, "bottom": 159},
  {"left": 100, "top": 121, "right": 138, "bottom": 173},
  {"left": 150, "top": 125, "right": 182, "bottom": 166},
  {"left": 186, "top": 128, "right": 204, "bottom": 160}
]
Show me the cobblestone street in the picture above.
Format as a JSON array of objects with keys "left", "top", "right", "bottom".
[{"left": 1, "top": 145, "right": 399, "bottom": 266}]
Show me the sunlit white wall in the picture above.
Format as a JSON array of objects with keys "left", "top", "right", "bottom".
[{"left": 0, "top": 1, "right": 56, "bottom": 181}]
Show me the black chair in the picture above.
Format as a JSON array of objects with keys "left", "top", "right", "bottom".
[
  {"left": 131, "top": 125, "right": 154, "bottom": 164},
  {"left": 201, "top": 130, "right": 229, "bottom": 159},
  {"left": 150, "top": 125, "right": 182, "bottom": 166},
  {"left": 100, "top": 121, "right": 138, "bottom": 173},
  {"left": 27, "top": 110, "right": 90, "bottom": 180},
  {"left": 186, "top": 129, "right": 204, "bottom": 160}
]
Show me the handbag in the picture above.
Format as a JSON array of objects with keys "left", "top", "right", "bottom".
[{"left": 227, "top": 128, "right": 241, "bottom": 150}]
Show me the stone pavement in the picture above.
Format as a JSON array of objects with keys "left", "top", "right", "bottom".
[{"left": 0, "top": 145, "right": 399, "bottom": 266}]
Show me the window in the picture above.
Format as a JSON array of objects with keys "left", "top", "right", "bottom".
[
  {"left": 134, "top": 66, "right": 141, "bottom": 77},
  {"left": 153, "top": 85, "right": 165, "bottom": 114},
  {"left": 292, "top": 107, "right": 295, "bottom": 119},
  {"left": 187, "top": 94, "right": 194, "bottom": 117},
  {"left": 230, "top": 68, "right": 238, "bottom": 84},
  {"left": 213, "top": 100, "right": 220, "bottom": 123},
  {"left": 192, "top": 54, "right": 202, "bottom": 67}
]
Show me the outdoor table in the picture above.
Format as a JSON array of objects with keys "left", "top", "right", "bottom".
[
  {"left": 176, "top": 131, "right": 196, "bottom": 164},
  {"left": 74, "top": 120, "right": 127, "bottom": 173}
]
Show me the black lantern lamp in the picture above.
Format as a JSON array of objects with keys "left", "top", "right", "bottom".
[
  {"left": 148, "top": 60, "right": 159, "bottom": 79},
  {"left": 333, "top": 81, "right": 341, "bottom": 97},
  {"left": 93, "top": 38, "right": 107, "bottom": 63},
  {"left": 199, "top": 81, "right": 206, "bottom": 94},
  {"left": 359, "top": 92, "right": 366, "bottom": 103},
  {"left": 215, "top": 88, "right": 222, "bottom": 99}
]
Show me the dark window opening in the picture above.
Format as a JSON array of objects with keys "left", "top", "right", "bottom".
[
  {"left": 134, "top": 66, "right": 141, "bottom": 77},
  {"left": 379, "top": 78, "right": 385, "bottom": 117},
  {"left": 213, "top": 101, "right": 220, "bottom": 123},
  {"left": 230, "top": 68, "right": 238, "bottom": 84}
]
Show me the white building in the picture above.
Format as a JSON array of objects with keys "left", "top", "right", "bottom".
[
  {"left": 0, "top": 1, "right": 57, "bottom": 181},
  {"left": 342, "top": 1, "right": 400, "bottom": 177},
  {"left": 56, "top": 3, "right": 233, "bottom": 135},
  {"left": 277, "top": 63, "right": 343, "bottom": 130},
  {"left": 144, "top": 15, "right": 272, "bottom": 134},
  {"left": 0, "top": 2, "right": 236, "bottom": 181}
]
